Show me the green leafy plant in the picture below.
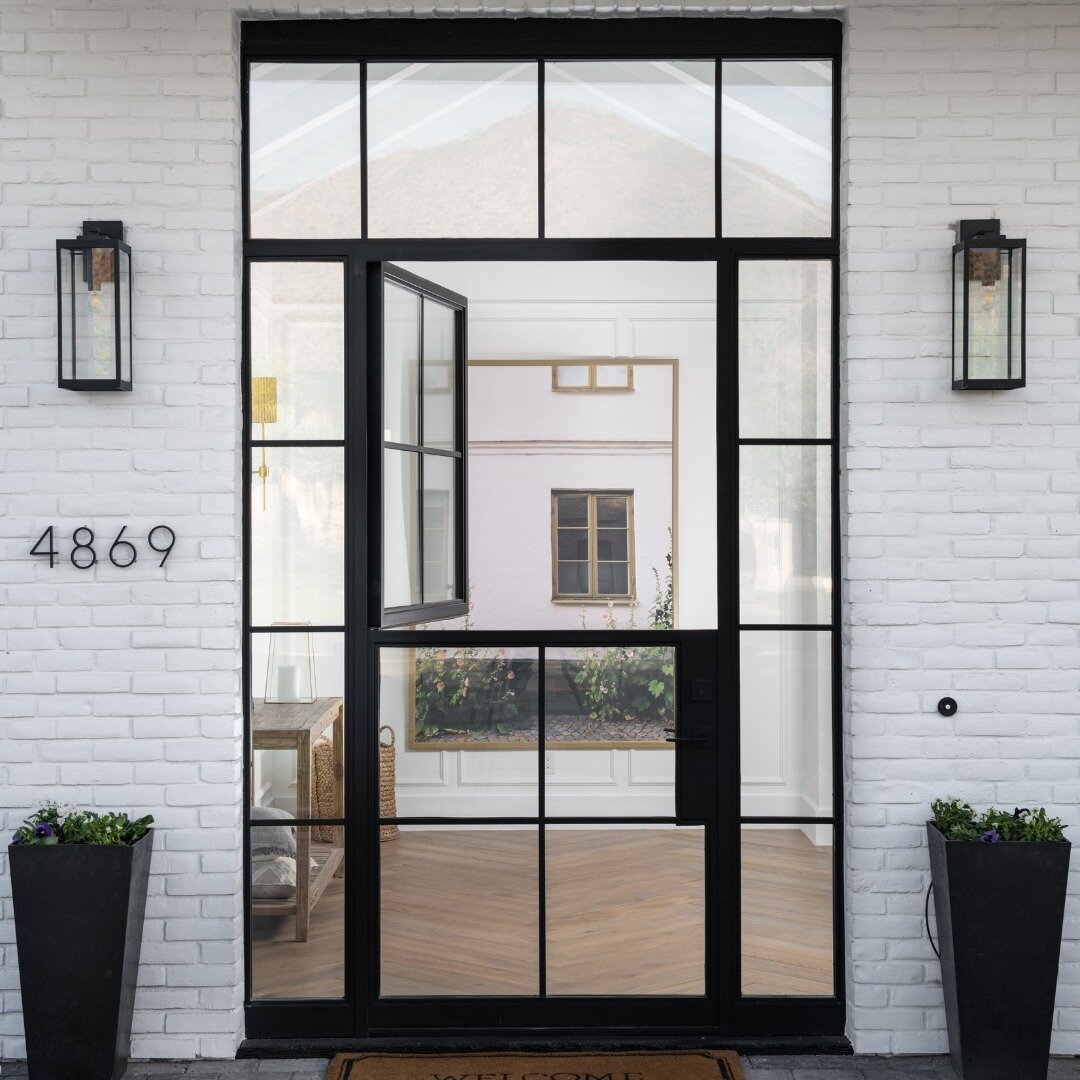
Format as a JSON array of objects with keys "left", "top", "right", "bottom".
[
  {"left": 10, "top": 803, "right": 153, "bottom": 847},
  {"left": 931, "top": 797, "right": 1066, "bottom": 844},
  {"left": 414, "top": 589, "right": 532, "bottom": 739}
]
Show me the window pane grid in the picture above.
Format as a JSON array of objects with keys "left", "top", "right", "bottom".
[{"left": 552, "top": 492, "right": 633, "bottom": 601}]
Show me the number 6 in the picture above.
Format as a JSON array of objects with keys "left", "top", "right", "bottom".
[{"left": 109, "top": 526, "right": 137, "bottom": 568}]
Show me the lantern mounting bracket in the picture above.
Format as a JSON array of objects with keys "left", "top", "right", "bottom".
[
  {"left": 957, "top": 218, "right": 1001, "bottom": 242},
  {"left": 81, "top": 220, "right": 125, "bottom": 241}
]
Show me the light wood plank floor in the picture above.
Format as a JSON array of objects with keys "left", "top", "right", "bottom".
[{"left": 251, "top": 827, "right": 832, "bottom": 1001}]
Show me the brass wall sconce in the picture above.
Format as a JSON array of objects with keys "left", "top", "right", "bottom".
[{"left": 251, "top": 376, "right": 277, "bottom": 510}]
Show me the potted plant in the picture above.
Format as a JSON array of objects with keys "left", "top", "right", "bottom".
[
  {"left": 927, "top": 797, "right": 1069, "bottom": 1080},
  {"left": 9, "top": 803, "right": 154, "bottom": 1080}
]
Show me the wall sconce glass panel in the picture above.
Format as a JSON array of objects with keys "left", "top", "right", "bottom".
[
  {"left": 952, "top": 219, "right": 1025, "bottom": 390},
  {"left": 56, "top": 221, "right": 132, "bottom": 391}
]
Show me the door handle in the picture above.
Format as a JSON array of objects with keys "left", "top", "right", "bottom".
[{"left": 663, "top": 727, "right": 708, "bottom": 746}]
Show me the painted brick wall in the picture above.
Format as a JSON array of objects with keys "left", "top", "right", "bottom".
[{"left": 0, "top": 0, "right": 1078, "bottom": 1059}]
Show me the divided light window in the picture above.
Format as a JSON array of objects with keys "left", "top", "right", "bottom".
[
  {"left": 552, "top": 491, "right": 635, "bottom": 602},
  {"left": 380, "top": 266, "right": 468, "bottom": 627},
  {"left": 552, "top": 362, "right": 634, "bottom": 392},
  {"left": 246, "top": 58, "right": 833, "bottom": 240}
]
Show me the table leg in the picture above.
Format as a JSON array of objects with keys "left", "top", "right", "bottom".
[{"left": 294, "top": 731, "right": 311, "bottom": 942}]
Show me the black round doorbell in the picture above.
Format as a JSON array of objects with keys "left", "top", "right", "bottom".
[{"left": 937, "top": 697, "right": 958, "bottom": 717}]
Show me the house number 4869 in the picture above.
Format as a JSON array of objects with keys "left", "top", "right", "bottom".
[{"left": 30, "top": 525, "right": 176, "bottom": 569}]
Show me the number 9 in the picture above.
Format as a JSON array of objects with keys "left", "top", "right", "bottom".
[{"left": 148, "top": 525, "right": 176, "bottom": 568}]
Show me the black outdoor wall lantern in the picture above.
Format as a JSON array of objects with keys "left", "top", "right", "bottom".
[
  {"left": 952, "top": 218, "right": 1025, "bottom": 390},
  {"left": 56, "top": 220, "right": 132, "bottom": 391}
]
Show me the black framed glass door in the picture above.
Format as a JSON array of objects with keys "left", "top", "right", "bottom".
[{"left": 241, "top": 16, "right": 844, "bottom": 1043}]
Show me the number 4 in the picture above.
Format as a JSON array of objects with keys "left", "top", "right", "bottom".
[{"left": 30, "top": 526, "right": 58, "bottom": 568}]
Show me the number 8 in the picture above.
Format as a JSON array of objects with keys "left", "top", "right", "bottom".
[{"left": 71, "top": 527, "right": 96, "bottom": 569}]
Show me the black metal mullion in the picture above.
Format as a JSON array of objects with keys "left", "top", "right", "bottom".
[
  {"left": 537, "top": 60, "right": 545, "bottom": 239},
  {"left": 417, "top": 296, "right": 425, "bottom": 606},
  {"left": 360, "top": 61, "right": 369, "bottom": 240},
  {"left": 538, "top": 644, "right": 547, "bottom": 997}
]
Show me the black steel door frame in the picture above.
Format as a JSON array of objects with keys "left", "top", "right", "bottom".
[{"left": 241, "top": 15, "right": 844, "bottom": 1042}]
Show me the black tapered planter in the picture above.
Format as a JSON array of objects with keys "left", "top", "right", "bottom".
[
  {"left": 928, "top": 823, "right": 1070, "bottom": 1080},
  {"left": 10, "top": 831, "right": 153, "bottom": 1080}
]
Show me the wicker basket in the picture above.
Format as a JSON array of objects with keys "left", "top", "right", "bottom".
[
  {"left": 379, "top": 725, "right": 400, "bottom": 842},
  {"left": 311, "top": 738, "right": 337, "bottom": 844}
]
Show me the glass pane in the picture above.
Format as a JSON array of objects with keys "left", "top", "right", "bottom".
[
  {"left": 595, "top": 496, "right": 628, "bottom": 528},
  {"left": 251, "top": 446, "right": 344, "bottom": 626},
  {"left": 557, "top": 530, "right": 588, "bottom": 561},
  {"left": 1010, "top": 247, "right": 1023, "bottom": 380},
  {"left": 249, "top": 63, "right": 362, "bottom": 239},
  {"left": 739, "top": 260, "right": 831, "bottom": 439},
  {"left": 422, "top": 299, "right": 457, "bottom": 451},
  {"left": 740, "top": 445, "right": 831, "bottom": 624},
  {"left": 250, "top": 262, "right": 345, "bottom": 440},
  {"left": 381, "top": 825, "right": 539, "bottom": 996},
  {"left": 422, "top": 454, "right": 457, "bottom": 603},
  {"left": 118, "top": 249, "right": 130, "bottom": 383},
  {"left": 556, "top": 563, "right": 588, "bottom": 596},
  {"left": 556, "top": 494, "right": 588, "bottom": 527},
  {"left": 251, "top": 632, "right": 345, "bottom": 817},
  {"left": 953, "top": 248, "right": 965, "bottom": 383},
  {"left": 544, "top": 644, "right": 675, "bottom": 759},
  {"left": 60, "top": 251, "right": 74, "bottom": 380},
  {"left": 967, "top": 247, "right": 1010, "bottom": 381},
  {"left": 596, "top": 529, "right": 628, "bottom": 561},
  {"left": 597, "top": 562, "right": 629, "bottom": 596},
  {"left": 250, "top": 822, "right": 345, "bottom": 999},
  {"left": 742, "top": 824, "right": 833, "bottom": 996},
  {"left": 384, "top": 282, "right": 420, "bottom": 445},
  {"left": 368, "top": 62, "right": 539, "bottom": 238},
  {"left": 554, "top": 364, "right": 589, "bottom": 389},
  {"left": 378, "top": 647, "right": 539, "bottom": 811},
  {"left": 400, "top": 261, "right": 713, "bottom": 631},
  {"left": 72, "top": 248, "right": 118, "bottom": 380},
  {"left": 595, "top": 364, "right": 630, "bottom": 389},
  {"left": 383, "top": 449, "right": 420, "bottom": 610},
  {"left": 721, "top": 61, "right": 832, "bottom": 238},
  {"left": 740, "top": 631, "right": 831, "bottom": 817},
  {"left": 545, "top": 61, "right": 715, "bottom": 238},
  {"left": 546, "top": 825, "right": 704, "bottom": 995}
]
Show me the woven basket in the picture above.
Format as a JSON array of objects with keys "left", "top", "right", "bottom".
[
  {"left": 379, "top": 725, "right": 400, "bottom": 842},
  {"left": 311, "top": 738, "right": 337, "bottom": 844}
]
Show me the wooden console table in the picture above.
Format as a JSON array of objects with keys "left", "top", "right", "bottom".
[{"left": 252, "top": 696, "right": 344, "bottom": 941}]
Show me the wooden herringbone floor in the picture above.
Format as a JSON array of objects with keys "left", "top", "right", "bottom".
[{"left": 251, "top": 827, "right": 832, "bottom": 1000}]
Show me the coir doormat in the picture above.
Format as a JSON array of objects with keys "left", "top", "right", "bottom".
[{"left": 326, "top": 1050, "right": 743, "bottom": 1080}]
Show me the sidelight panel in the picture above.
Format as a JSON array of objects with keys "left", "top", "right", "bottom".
[
  {"left": 251, "top": 446, "right": 344, "bottom": 627},
  {"left": 741, "top": 824, "right": 834, "bottom": 996},
  {"left": 739, "top": 630, "right": 831, "bottom": 818},
  {"left": 739, "top": 444, "right": 831, "bottom": 625},
  {"left": 738, "top": 260, "right": 831, "bottom": 440},
  {"left": 249, "top": 823, "right": 346, "bottom": 1000}
]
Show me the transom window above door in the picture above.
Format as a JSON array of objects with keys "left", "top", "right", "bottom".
[{"left": 247, "top": 58, "right": 833, "bottom": 240}]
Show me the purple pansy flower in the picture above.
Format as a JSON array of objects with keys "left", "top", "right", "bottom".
[
  {"left": 11, "top": 832, "right": 23, "bottom": 845},
  {"left": 980, "top": 828, "right": 999, "bottom": 844},
  {"left": 33, "top": 822, "right": 53, "bottom": 840}
]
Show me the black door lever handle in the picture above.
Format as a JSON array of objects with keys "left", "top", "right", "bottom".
[{"left": 664, "top": 735, "right": 708, "bottom": 745}]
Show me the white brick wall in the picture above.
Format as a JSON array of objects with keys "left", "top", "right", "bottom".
[{"left": 1, "top": 0, "right": 1078, "bottom": 1059}]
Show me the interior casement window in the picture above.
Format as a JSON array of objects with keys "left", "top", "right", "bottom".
[
  {"left": 377, "top": 264, "right": 469, "bottom": 627},
  {"left": 551, "top": 490, "right": 635, "bottom": 601},
  {"left": 552, "top": 361, "right": 634, "bottom": 392}
]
